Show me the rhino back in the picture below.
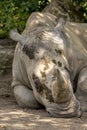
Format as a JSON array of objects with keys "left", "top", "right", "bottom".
[
  {"left": 65, "top": 22, "right": 87, "bottom": 78},
  {"left": 65, "top": 22, "right": 87, "bottom": 51}
]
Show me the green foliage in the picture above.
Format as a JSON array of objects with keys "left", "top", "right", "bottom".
[
  {"left": 0, "top": 0, "right": 49, "bottom": 38},
  {"left": 72, "top": 0, "right": 87, "bottom": 22},
  {"left": 0, "top": 0, "right": 87, "bottom": 38}
]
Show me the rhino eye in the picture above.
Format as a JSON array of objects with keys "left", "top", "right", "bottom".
[
  {"left": 23, "top": 45, "right": 35, "bottom": 59},
  {"left": 58, "top": 61, "right": 62, "bottom": 67}
]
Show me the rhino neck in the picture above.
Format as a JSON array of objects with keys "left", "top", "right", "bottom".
[{"left": 52, "top": 69, "right": 73, "bottom": 104}]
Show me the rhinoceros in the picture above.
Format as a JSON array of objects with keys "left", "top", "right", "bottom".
[{"left": 10, "top": 12, "right": 87, "bottom": 118}]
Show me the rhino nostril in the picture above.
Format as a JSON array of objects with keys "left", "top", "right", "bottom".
[{"left": 58, "top": 61, "right": 62, "bottom": 67}]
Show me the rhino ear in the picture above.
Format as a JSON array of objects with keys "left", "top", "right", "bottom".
[
  {"left": 55, "top": 18, "right": 66, "bottom": 31},
  {"left": 9, "top": 29, "right": 26, "bottom": 46}
]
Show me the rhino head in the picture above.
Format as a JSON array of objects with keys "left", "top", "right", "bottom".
[{"left": 10, "top": 18, "right": 81, "bottom": 117}]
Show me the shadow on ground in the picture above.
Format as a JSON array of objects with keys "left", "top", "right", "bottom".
[{"left": 0, "top": 96, "right": 87, "bottom": 130}]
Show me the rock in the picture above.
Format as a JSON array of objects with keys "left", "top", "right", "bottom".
[{"left": 0, "top": 39, "right": 16, "bottom": 96}]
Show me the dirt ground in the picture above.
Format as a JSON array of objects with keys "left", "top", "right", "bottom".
[{"left": 0, "top": 95, "right": 87, "bottom": 130}]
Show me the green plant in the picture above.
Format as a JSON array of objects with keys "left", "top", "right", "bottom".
[
  {"left": 0, "top": 0, "right": 49, "bottom": 38},
  {"left": 72, "top": 0, "right": 87, "bottom": 22}
]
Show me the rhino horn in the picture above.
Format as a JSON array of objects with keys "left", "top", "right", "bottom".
[
  {"left": 52, "top": 68, "right": 73, "bottom": 104},
  {"left": 55, "top": 18, "right": 66, "bottom": 31},
  {"left": 9, "top": 29, "right": 26, "bottom": 45}
]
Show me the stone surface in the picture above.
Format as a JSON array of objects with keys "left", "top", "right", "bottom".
[{"left": 0, "top": 39, "right": 16, "bottom": 96}]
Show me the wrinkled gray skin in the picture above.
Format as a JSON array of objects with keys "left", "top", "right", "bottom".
[{"left": 10, "top": 12, "right": 87, "bottom": 118}]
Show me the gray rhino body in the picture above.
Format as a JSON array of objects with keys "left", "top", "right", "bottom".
[{"left": 10, "top": 12, "right": 87, "bottom": 118}]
